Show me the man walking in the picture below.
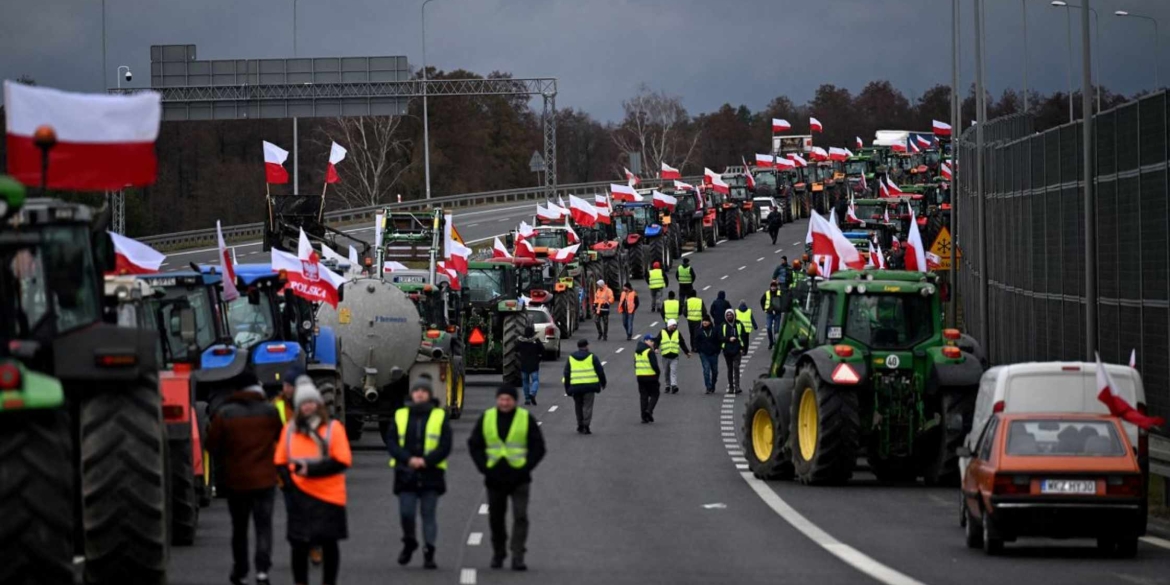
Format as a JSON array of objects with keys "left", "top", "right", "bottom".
[
  {"left": 633, "top": 334, "right": 661, "bottom": 422},
  {"left": 647, "top": 261, "right": 668, "bottom": 312},
  {"left": 684, "top": 292, "right": 707, "bottom": 346},
  {"left": 675, "top": 257, "right": 696, "bottom": 299},
  {"left": 206, "top": 372, "right": 283, "bottom": 585},
  {"left": 517, "top": 325, "right": 543, "bottom": 406},
  {"left": 766, "top": 209, "right": 782, "bottom": 245},
  {"left": 386, "top": 377, "right": 452, "bottom": 569},
  {"left": 563, "top": 339, "right": 607, "bottom": 434},
  {"left": 694, "top": 317, "right": 722, "bottom": 394},
  {"left": 720, "top": 309, "right": 748, "bottom": 394},
  {"left": 660, "top": 290, "right": 681, "bottom": 324},
  {"left": 468, "top": 386, "right": 546, "bottom": 571},
  {"left": 617, "top": 282, "right": 639, "bottom": 340},
  {"left": 736, "top": 299, "right": 758, "bottom": 337},
  {"left": 760, "top": 281, "right": 786, "bottom": 350},
  {"left": 709, "top": 290, "right": 731, "bottom": 326},
  {"left": 772, "top": 256, "right": 791, "bottom": 292},
  {"left": 593, "top": 279, "right": 614, "bottom": 341},
  {"left": 657, "top": 319, "right": 691, "bottom": 394}
]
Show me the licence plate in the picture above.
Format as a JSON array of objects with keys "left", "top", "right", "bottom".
[{"left": 1040, "top": 479, "right": 1096, "bottom": 494}]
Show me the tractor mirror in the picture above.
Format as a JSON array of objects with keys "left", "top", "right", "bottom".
[
  {"left": 177, "top": 306, "right": 198, "bottom": 346},
  {"left": 91, "top": 230, "right": 117, "bottom": 275}
]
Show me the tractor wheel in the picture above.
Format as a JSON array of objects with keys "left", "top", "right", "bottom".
[
  {"left": 554, "top": 292, "right": 573, "bottom": 339},
  {"left": 604, "top": 257, "right": 621, "bottom": 290},
  {"left": 0, "top": 409, "right": 74, "bottom": 585},
  {"left": 648, "top": 237, "right": 666, "bottom": 273},
  {"left": 501, "top": 314, "right": 524, "bottom": 387},
  {"left": 445, "top": 360, "right": 465, "bottom": 420},
  {"left": 922, "top": 387, "right": 977, "bottom": 486},
  {"left": 790, "top": 367, "right": 860, "bottom": 485},
  {"left": 694, "top": 221, "right": 705, "bottom": 252},
  {"left": 168, "top": 434, "right": 199, "bottom": 546},
  {"left": 81, "top": 379, "right": 169, "bottom": 585},
  {"left": 313, "top": 373, "right": 344, "bottom": 427},
  {"left": 627, "top": 242, "right": 644, "bottom": 280},
  {"left": 742, "top": 382, "right": 795, "bottom": 480}
]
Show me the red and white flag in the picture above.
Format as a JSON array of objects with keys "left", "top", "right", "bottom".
[
  {"left": 710, "top": 173, "right": 730, "bottom": 195},
  {"left": 932, "top": 119, "right": 952, "bottom": 136},
  {"left": 382, "top": 260, "right": 409, "bottom": 273},
  {"left": 774, "top": 156, "right": 796, "bottom": 170},
  {"left": 845, "top": 197, "right": 860, "bottom": 223},
  {"left": 879, "top": 178, "right": 890, "bottom": 198},
  {"left": 941, "top": 161, "right": 953, "bottom": 180},
  {"left": 660, "top": 162, "right": 681, "bottom": 180},
  {"left": 916, "top": 135, "right": 934, "bottom": 149},
  {"left": 569, "top": 195, "right": 598, "bottom": 227},
  {"left": 703, "top": 167, "right": 719, "bottom": 184},
  {"left": 673, "top": 180, "right": 696, "bottom": 192},
  {"left": 536, "top": 203, "right": 560, "bottom": 221},
  {"left": 263, "top": 141, "right": 290, "bottom": 184},
  {"left": 436, "top": 261, "right": 461, "bottom": 291},
  {"left": 742, "top": 167, "right": 755, "bottom": 190},
  {"left": 829, "top": 147, "right": 849, "bottom": 162},
  {"left": 651, "top": 190, "right": 677, "bottom": 211},
  {"left": 908, "top": 138, "right": 921, "bottom": 154},
  {"left": 868, "top": 240, "right": 886, "bottom": 269},
  {"left": 108, "top": 231, "right": 165, "bottom": 275},
  {"left": 611, "top": 183, "right": 638, "bottom": 202},
  {"left": 809, "top": 117, "right": 823, "bottom": 133},
  {"left": 884, "top": 175, "right": 904, "bottom": 195},
  {"left": 1096, "top": 353, "right": 1165, "bottom": 430},
  {"left": 594, "top": 194, "right": 609, "bottom": 208},
  {"left": 772, "top": 118, "right": 791, "bottom": 133},
  {"left": 788, "top": 153, "right": 808, "bottom": 168},
  {"left": 216, "top": 220, "right": 240, "bottom": 301},
  {"left": 890, "top": 142, "right": 908, "bottom": 153},
  {"left": 593, "top": 195, "right": 612, "bottom": 224},
  {"left": 755, "top": 154, "right": 775, "bottom": 168},
  {"left": 883, "top": 207, "right": 890, "bottom": 223},
  {"left": 855, "top": 136, "right": 864, "bottom": 149},
  {"left": 514, "top": 238, "right": 536, "bottom": 259},
  {"left": 517, "top": 220, "right": 535, "bottom": 241},
  {"left": 4, "top": 81, "right": 161, "bottom": 190},
  {"left": 811, "top": 146, "right": 829, "bottom": 162},
  {"left": 272, "top": 229, "right": 346, "bottom": 307},
  {"left": 624, "top": 167, "right": 641, "bottom": 187},
  {"left": 548, "top": 244, "right": 580, "bottom": 264},
  {"left": 325, "top": 141, "right": 347, "bottom": 184},
  {"left": 444, "top": 214, "right": 471, "bottom": 274},
  {"left": 549, "top": 198, "right": 569, "bottom": 219},
  {"left": 1129, "top": 349, "right": 1137, "bottom": 369},
  {"left": 858, "top": 172, "right": 868, "bottom": 193},
  {"left": 808, "top": 211, "right": 865, "bottom": 272},
  {"left": 903, "top": 208, "right": 928, "bottom": 273},
  {"left": 492, "top": 236, "right": 512, "bottom": 259}
]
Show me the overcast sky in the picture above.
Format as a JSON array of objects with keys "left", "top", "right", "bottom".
[{"left": 2, "top": 0, "right": 1167, "bottom": 121}]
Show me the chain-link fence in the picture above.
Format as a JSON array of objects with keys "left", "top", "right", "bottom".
[{"left": 955, "top": 92, "right": 1169, "bottom": 423}]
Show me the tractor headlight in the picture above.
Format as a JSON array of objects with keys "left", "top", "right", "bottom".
[
  {"left": 858, "top": 285, "right": 867, "bottom": 294},
  {"left": 921, "top": 285, "right": 935, "bottom": 297},
  {"left": 845, "top": 285, "right": 854, "bottom": 294},
  {"left": 302, "top": 320, "right": 313, "bottom": 330}
]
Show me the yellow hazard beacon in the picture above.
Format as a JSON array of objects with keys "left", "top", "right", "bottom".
[{"left": 928, "top": 226, "right": 960, "bottom": 270}]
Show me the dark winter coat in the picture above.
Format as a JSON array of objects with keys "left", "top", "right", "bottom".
[
  {"left": 760, "top": 289, "right": 785, "bottom": 315},
  {"left": 709, "top": 291, "right": 732, "bottom": 325},
  {"left": 766, "top": 211, "right": 782, "bottom": 231},
  {"left": 563, "top": 349, "right": 607, "bottom": 394},
  {"left": 385, "top": 400, "right": 454, "bottom": 494},
  {"left": 720, "top": 319, "right": 748, "bottom": 356},
  {"left": 468, "top": 408, "right": 547, "bottom": 492},
  {"left": 276, "top": 419, "right": 350, "bottom": 543},
  {"left": 634, "top": 341, "right": 660, "bottom": 379},
  {"left": 517, "top": 336, "right": 544, "bottom": 374},
  {"left": 206, "top": 390, "right": 283, "bottom": 491},
  {"left": 694, "top": 324, "right": 723, "bottom": 357}
]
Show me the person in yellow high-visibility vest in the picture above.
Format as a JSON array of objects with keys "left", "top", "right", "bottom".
[
  {"left": 735, "top": 300, "right": 757, "bottom": 336},
  {"left": 634, "top": 334, "right": 661, "bottom": 423},
  {"left": 386, "top": 377, "right": 452, "bottom": 569},
  {"left": 468, "top": 386, "right": 547, "bottom": 571},
  {"left": 660, "top": 290, "right": 681, "bottom": 323},
  {"left": 675, "top": 257, "right": 696, "bottom": 299},
  {"left": 684, "top": 293, "right": 707, "bottom": 346},
  {"left": 646, "top": 261, "right": 668, "bottom": 312},
  {"left": 656, "top": 319, "right": 692, "bottom": 394},
  {"left": 561, "top": 339, "right": 607, "bottom": 434}
]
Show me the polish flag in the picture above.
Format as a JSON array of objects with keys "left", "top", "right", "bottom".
[
  {"left": 569, "top": 195, "right": 598, "bottom": 227},
  {"left": 492, "top": 236, "right": 513, "bottom": 259},
  {"left": 879, "top": 178, "right": 890, "bottom": 198},
  {"left": 216, "top": 220, "right": 240, "bottom": 301},
  {"left": 517, "top": 220, "right": 535, "bottom": 242},
  {"left": 514, "top": 238, "right": 536, "bottom": 259},
  {"left": 272, "top": 229, "right": 346, "bottom": 307},
  {"left": 444, "top": 214, "right": 472, "bottom": 274},
  {"left": 774, "top": 156, "right": 796, "bottom": 170},
  {"left": 382, "top": 260, "right": 409, "bottom": 273},
  {"left": 890, "top": 142, "right": 908, "bottom": 153},
  {"left": 660, "top": 162, "right": 681, "bottom": 180},
  {"left": 772, "top": 118, "right": 791, "bottom": 133},
  {"left": 883, "top": 207, "right": 891, "bottom": 223},
  {"left": 652, "top": 190, "right": 677, "bottom": 211},
  {"left": 325, "top": 141, "right": 347, "bottom": 184},
  {"left": 932, "top": 119, "right": 952, "bottom": 136},
  {"left": 703, "top": 167, "right": 720, "bottom": 184},
  {"left": 915, "top": 135, "right": 934, "bottom": 149},
  {"left": 611, "top": 183, "right": 638, "bottom": 202},
  {"left": 741, "top": 165, "right": 756, "bottom": 190},
  {"left": 884, "top": 175, "right": 904, "bottom": 196},
  {"left": 594, "top": 194, "right": 610, "bottom": 208},
  {"left": 536, "top": 203, "right": 561, "bottom": 221},
  {"left": 829, "top": 147, "right": 849, "bottom": 162},
  {"left": 811, "top": 146, "right": 829, "bottom": 162},
  {"left": 1096, "top": 353, "right": 1165, "bottom": 430},
  {"left": 941, "top": 161, "right": 953, "bottom": 181},
  {"left": 673, "top": 180, "right": 696, "bottom": 192},
  {"left": 435, "top": 261, "right": 461, "bottom": 291},
  {"left": 902, "top": 208, "right": 928, "bottom": 273},
  {"left": 858, "top": 172, "right": 868, "bottom": 193},
  {"left": 263, "top": 141, "right": 290, "bottom": 184},
  {"left": 710, "top": 173, "right": 730, "bottom": 195},
  {"left": 596, "top": 204, "right": 612, "bottom": 224},
  {"left": 624, "top": 167, "right": 641, "bottom": 187},
  {"left": 868, "top": 240, "right": 886, "bottom": 269},
  {"left": 908, "top": 138, "right": 921, "bottom": 154},
  {"left": 1129, "top": 349, "right": 1137, "bottom": 369},
  {"left": 548, "top": 244, "right": 580, "bottom": 264},
  {"left": 755, "top": 154, "right": 775, "bottom": 168},
  {"left": 4, "top": 81, "right": 161, "bottom": 190},
  {"left": 808, "top": 211, "right": 865, "bottom": 271},
  {"left": 809, "top": 117, "right": 823, "bottom": 133},
  {"left": 855, "top": 136, "right": 864, "bottom": 149},
  {"left": 788, "top": 154, "right": 808, "bottom": 168},
  {"left": 549, "top": 198, "right": 568, "bottom": 219},
  {"left": 845, "top": 197, "right": 860, "bottom": 224},
  {"left": 108, "top": 231, "right": 165, "bottom": 274}
]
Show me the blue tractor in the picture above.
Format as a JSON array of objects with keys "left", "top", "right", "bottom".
[{"left": 614, "top": 200, "right": 678, "bottom": 280}]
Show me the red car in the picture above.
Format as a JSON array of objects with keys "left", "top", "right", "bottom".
[{"left": 960, "top": 413, "right": 1144, "bottom": 556}]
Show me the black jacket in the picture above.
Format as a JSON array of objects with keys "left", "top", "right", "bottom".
[
  {"left": 694, "top": 324, "right": 723, "bottom": 356},
  {"left": 720, "top": 320, "right": 747, "bottom": 356},
  {"left": 766, "top": 211, "right": 782, "bottom": 230},
  {"left": 760, "top": 290, "right": 785, "bottom": 315},
  {"left": 657, "top": 328, "right": 691, "bottom": 358},
  {"left": 385, "top": 401, "right": 454, "bottom": 494},
  {"left": 563, "top": 349, "right": 607, "bottom": 394},
  {"left": 709, "top": 292, "right": 732, "bottom": 325},
  {"left": 468, "top": 408, "right": 547, "bottom": 491},
  {"left": 517, "top": 336, "right": 543, "bottom": 374},
  {"left": 634, "top": 341, "right": 660, "bottom": 379}
]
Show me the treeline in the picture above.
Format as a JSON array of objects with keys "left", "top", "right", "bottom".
[{"left": 0, "top": 72, "right": 1143, "bottom": 236}]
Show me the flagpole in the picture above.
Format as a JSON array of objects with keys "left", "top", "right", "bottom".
[
  {"left": 266, "top": 182, "right": 274, "bottom": 232},
  {"left": 319, "top": 179, "right": 328, "bottom": 221}
]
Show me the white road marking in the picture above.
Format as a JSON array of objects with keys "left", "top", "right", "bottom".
[
  {"left": 721, "top": 426, "right": 734, "bottom": 431},
  {"left": 1142, "top": 535, "right": 1170, "bottom": 550},
  {"left": 739, "top": 472, "right": 928, "bottom": 585},
  {"left": 467, "top": 532, "right": 483, "bottom": 546},
  {"left": 703, "top": 285, "right": 711, "bottom": 291},
  {"left": 548, "top": 405, "right": 559, "bottom": 412},
  {"left": 73, "top": 555, "right": 85, "bottom": 565},
  {"left": 478, "top": 504, "right": 488, "bottom": 515},
  {"left": 722, "top": 433, "right": 736, "bottom": 437},
  {"left": 738, "top": 266, "right": 746, "bottom": 271},
  {"left": 728, "top": 450, "right": 744, "bottom": 457},
  {"left": 720, "top": 275, "right": 729, "bottom": 280},
  {"left": 466, "top": 223, "right": 480, "bottom": 227},
  {"left": 615, "top": 347, "right": 625, "bottom": 354},
  {"left": 682, "top": 251, "right": 694, "bottom": 257},
  {"left": 735, "top": 463, "right": 749, "bottom": 470},
  {"left": 717, "top": 239, "right": 728, "bottom": 244},
  {"left": 775, "top": 249, "right": 782, "bottom": 254},
  {"left": 601, "top": 361, "right": 608, "bottom": 366},
  {"left": 792, "top": 241, "right": 800, "bottom": 246},
  {"left": 702, "top": 502, "right": 728, "bottom": 509},
  {"left": 248, "top": 251, "right": 260, "bottom": 255},
  {"left": 460, "top": 568, "right": 477, "bottom": 584},
  {"left": 650, "top": 321, "right": 659, "bottom": 327},
  {"left": 731, "top": 456, "right": 748, "bottom": 463},
  {"left": 757, "top": 257, "right": 765, "bottom": 262},
  {"left": 496, "top": 217, "right": 511, "bottom": 222}
]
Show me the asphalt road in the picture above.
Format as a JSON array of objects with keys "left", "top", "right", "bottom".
[{"left": 169, "top": 219, "right": 1170, "bottom": 585}]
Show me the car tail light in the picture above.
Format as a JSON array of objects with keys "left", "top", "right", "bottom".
[
  {"left": 212, "top": 347, "right": 233, "bottom": 356},
  {"left": 993, "top": 400, "right": 1005, "bottom": 413},
  {"left": 831, "top": 363, "right": 861, "bottom": 385},
  {"left": 162, "top": 405, "right": 185, "bottom": 421},
  {"left": 1061, "top": 365, "right": 1081, "bottom": 371},
  {"left": 2, "top": 393, "right": 24, "bottom": 409},
  {"left": 943, "top": 328, "right": 961, "bottom": 341},
  {"left": 0, "top": 363, "right": 21, "bottom": 390},
  {"left": 267, "top": 344, "right": 287, "bottom": 354},
  {"left": 942, "top": 347, "right": 962, "bottom": 359},
  {"left": 426, "top": 330, "right": 442, "bottom": 339},
  {"left": 993, "top": 474, "right": 1030, "bottom": 495},
  {"left": 504, "top": 300, "right": 517, "bottom": 308},
  {"left": 833, "top": 345, "right": 854, "bottom": 358},
  {"left": 1106, "top": 475, "right": 1143, "bottom": 497},
  {"left": 96, "top": 353, "right": 138, "bottom": 367},
  {"left": 545, "top": 326, "right": 557, "bottom": 338},
  {"left": 469, "top": 328, "right": 486, "bottom": 345}
]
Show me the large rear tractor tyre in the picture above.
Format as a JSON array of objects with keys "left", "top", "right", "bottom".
[
  {"left": 168, "top": 436, "right": 199, "bottom": 546},
  {"left": 554, "top": 292, "right": 573, "bottom": 339},
  {"left": 742, "top": 382, "right": 795, "bottom": 480},
  {"left": 603, "top": 257, "right": 621, "bottom": 289},
  {"left": 923, "top": 388, "right": 977, "bottom": 486},
  {"left": 81, "top": 379, "right": 169, "bottom": 585},
  {"left": 313, "top": 373, "right": 344, "bottom": 427},
  {"left": 648, "top": 238, "right": 666, "bottom": 273},
  {"left": 790, "top": 367, "right": 860, "bottom": 485},
  {"left": 501, "top": 314, "right": 524, "bottom": 387},
  {"left": 627, "top": 243, "right": 644, "bottom": 280},
  {"left": 0, "top": 409, "right": 74, "bottom": 585}
]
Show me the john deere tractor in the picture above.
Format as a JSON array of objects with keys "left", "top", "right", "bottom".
[
  {"left": 461, "top": 259, "right": 540, "bottom": 386},
  {"left": 742, "top": 270, "right": 984, "bottom": 486}
]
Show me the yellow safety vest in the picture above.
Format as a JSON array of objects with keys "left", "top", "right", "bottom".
[
  {"left": 274, "top": 396, "right": 289, "bottom": 425},
  {"left": 764, "top": 290, "right": 781, "bottom": 311},
  {"left": 648, "top": 269, "right": 666, "bottom": 290},
  {"left": 686, "top": 297, "right": 704, "bottom": 321},
  {"left": 634, "top": 346, "right": 656, "bottom": 377},
  {"left": 568, "top": 354, "right": 600, "bottom": 386},
  {"left": 660, "top": 329, "right": 681, "bottom": 356},
  {"left": 663, "top": 299, "right": 680, "bottom": 321},
  {"left": 736, "top": 308, "right": 754, "bottom": 333},
  {"left": 388, "top": 407, "right": 448, "bottom": 470},
  {"left": 484, "top": 407, "right": 530, "bottom": 469},
  {"left": 677, "top": 265, "right": 694, "bottom": 284}
]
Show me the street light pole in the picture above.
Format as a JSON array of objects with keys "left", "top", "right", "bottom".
[
  {"left": 1115, "top": 10, "right": 1160, "bottom": 90},
  {"left": 975, "top": 0, "right": 989, "bottom": 352},
  {"left": 1081, "top": 1, "right": 1096, "bottom": 358},
  {"left": 421, "top": 0, "right": 437, "bottom": 200},
  {"left": 1052, "top": 3, "right": 1101, "bottom": 114},
  {"left": 1052, "top": 1, "right": 1076, "bottom": 122},
  {"left": 1022, "top": 0, "right": 1029, "bottom": 112},
  {"left": 949, "top": 0, "right": 960, "bottom": 327}
]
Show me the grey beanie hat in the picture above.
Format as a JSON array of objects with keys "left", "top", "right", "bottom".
[
  {"left": 411, "top": 376, "right": 434, "bottom": 397},
  {"left": 293, "top": 376, "right": 323, "bottom": 408}
]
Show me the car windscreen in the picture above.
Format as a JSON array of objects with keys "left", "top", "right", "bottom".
[
  {"left": 1005, "top": 420, "right": 1125, "bottom": 456},
  {"left": 844, "top": 293, "right": 934, "bottom": 349},
  {"left": 530, "top": 232, "right": 566, "bottom": 249},
  {"left": 846, "top": 161, "right": 869, "bottom": 175}
]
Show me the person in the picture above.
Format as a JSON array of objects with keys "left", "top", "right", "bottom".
[
  {"left": 562, "top": 339, "right": 607, "bottom": 434},
  {"left": 694, "top": 317, "right": 722, "bottom": 394},
  {"left": 676, "top": 257, "right": 696, "bottom": 299},
  {"left": 889, "top": 239, "right": 906, "bottom": 270},
  {"left": 772, "top": 256, "right": 791, "bottom": 292},
  {"left": 684, "top": 292, "right": 707, "bottom": 345},
  {"left": 517, "top": 325, "right": 543, "bottom": 406},
  {"left": 647, "top": 261, "right": 668, "bottom": 312},
  {"left": 633, "top": 334, "right": 661, "bottom": 422},
  {"left": 386, "top": 377, "right": 453, "bottom": 570},
  {"left": 593, "top": 279, "right": 614, "bottom": 341},
  {"left": 720, "top": 309, "right": 748, "bottom": 394},
  {"left": 760, "top": 281, "right": 786, "bottom": 350},
  {"left": 657, "top": 319, "right": 692, "bottom": 394},
  {"left": 709, "top": 290, "right": 731, "bottom": 326},
  {"left": 468, "top": 386, "right": 546, "bottom": 571},
  {"left": 766, "top": 209, "right": 782, "bottom": 245},
  {"left": 275, "top": 377, "right": 352, "bottom": 585},
  {"left": 617, "top": 282, "right": 639, "bottom": 341},
  {"left": 736, "top": 300, "right": 757, "bottom": 337},
  {"left": 660, "top": 290, "right": 681, "bottom": 323},
  {"left": 274, "top": 365, "right": 303, "bottom": 425},
  {"left": 206, "top": 372, "right": 283, "bottom": 585}
]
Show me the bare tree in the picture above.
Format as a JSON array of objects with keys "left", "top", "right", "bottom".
[
  {"left": 313, "top": 116, "right": 414, "bottom": 208},
  {"left": 612, "top": 84, "right": 701, "bottom": 178}
]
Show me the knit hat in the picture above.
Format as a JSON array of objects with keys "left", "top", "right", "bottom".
[
  {"left": 496, "top": 385, "right": 518, "bottom": 399},
  {"left": 642, "top": 333, "right": 655, "bottom": 341},
  {"left": 577, "top": 339, "right": 590, "bottom": 349},
  {"left": 411, "top": 376, "right": 434, "bottom": 397},
  {"left": 725, "top": 308, "right": 735, "bottom": 316},
  {"left": 666, "top": 319, "right": 677, "bottom": 327},
  {"left": 293, "top": 376, "right": 323, "bottom": 408},
  {"left": 597, "top": 279, "right": 605, "bottom": 286}
]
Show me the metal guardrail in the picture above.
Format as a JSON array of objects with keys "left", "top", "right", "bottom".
[
  {"left": 139, "top": 176, "right": 700, "bottom": 251},
  {"left": 1153, "top": 434, "right": 1170, "bottom": 507}
]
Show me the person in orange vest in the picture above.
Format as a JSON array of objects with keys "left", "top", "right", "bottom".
[
  {"left": 275, "top": 377, "right": 352, "bottom": 585},
  {"left": 617, "top": 282, "right": 640, "bottom": 341},
  {"left": 592, "top": 279, "right": 615, "bottom": 341}
]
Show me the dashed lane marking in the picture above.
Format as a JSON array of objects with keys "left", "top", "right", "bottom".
[
  {"left": 717, "top": 239, "right": 728, "bottom": 244},
  {"left": 792, "top": 241, "right": 800, "bottom": 246},
  {"left": 703, "top": 285, "right": 711, "bottom": 291},
  {"left": 720, "top": 275, "right": 729, "bottom": 280},
  {"left": 775, "top": 249, "right": 783, "bottom": 254},
  {"left": 548, "top": 405, "right": 558, "bottom": 412},
  {"left": 496, "top": 217, "right": 511, "bottom": 222},
  {"left": 466, "top": 223, "right": 480, "bottom": 227},
  {"left": 731, "top": 456, "right": 747, "bottom": 463},
  {"left": 478, "top": 504, "right": 488, "bottom": 515},
  {"left": 757, "top": 257, "right": 765, "bottom": 262},
  {"left": 1142, "top": 535, "right": 1170, "bottom": 550},
  {"left": 460, "top": 568, "right": 477, "bottom": 584},
  {"left": 738, "top": 266, "right": 746, "bottom": 271},
  {"left": 616, "top": 347, "right": 625, "bottom": 354},
  {"left": 682, "top": 251, "right": 694, "bottom": 257},
  {"left": 728, "top": 451, "right": 744, "bottom": 457},
  {"left": 650, "top": 321, "right": 659, "bottom": 327},
  {"left": 467, "top": 532, "right": 483, "bottom": 546},
  {"left": 602, "top": 361, "right": 608, "bottom": 366},
  {"left": 736, "top": 463, "right": 749, "bottom": 470}
]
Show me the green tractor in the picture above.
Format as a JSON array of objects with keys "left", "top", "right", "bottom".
[
  {"left": 461, "top": 259, "right": 542, "bottom": 386},
  {"left": 0, "top": 176, "right": 169, "bottom": 584},
  {"left": 742, "top": 270, "right": 984, "bottom": 486}
]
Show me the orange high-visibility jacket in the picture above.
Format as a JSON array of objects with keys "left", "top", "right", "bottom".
[{"left": 274, "top": 419, "right": 352, "bottom": 506}]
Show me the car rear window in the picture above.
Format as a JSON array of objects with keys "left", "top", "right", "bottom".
[
  {"left": 527, "top": 310, "right": 551, "bottom": 325},
  {"left": 1005, "top": 420, "right": 1125, "bottom": 457}
]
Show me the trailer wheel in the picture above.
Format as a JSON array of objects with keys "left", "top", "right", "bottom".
[
  {"left": 790, "top": 367, "right": 859, "bottom": 485},
  {"left": 169, "top": 435, "right": 199, "bottom": 546},
  {"left": 501, "top": 314, "right": 524, "bottom": 387}
]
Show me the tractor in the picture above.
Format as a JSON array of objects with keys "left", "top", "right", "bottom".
[
  {"left": 614, "top": 200, "right": 675, "bottom": 280},
  {"left": 672, "top": 187, "right": 714, "bottom": 253},
  {"left": 741, "top": 269, "right": 984, "bottom": 486},
  {"left": 723, "top": 173, "right": 759, "bottom": 237},
  {"left": 576, "top": 217, "right": 625, "bottom": 291},
  {"left": 262, "top": 193, "right": 369, "bottom": 259},
  {"left": 509, "top": 223, "right": 591, "bottom": 331},
  {"left": 461, "top": 259, "right": 540, "bottom": 386}
]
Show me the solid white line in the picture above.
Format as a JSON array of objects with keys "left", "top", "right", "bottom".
[
  {"left": 615, "top": 347, "right": 625, "bottom": 354},
  {"left": 720, "top": 275, "right": 729, "bottom": 280},
  {"left": 703, "top": 285, "right": 711, "bottom": 291},
  {"left": 739, "top": 472, "right": 927, "bottom": 585},
  {"left": 548, "top": 405, "right": 559, "bottom": 412},
  {"left": 460, "top": 568, "right": 477, "bottom": 584},
  {"left": 496, "top": 217, "right": 511, "bottom": 222},
  {"left": 467, "top": 532, "right": 483, "bottom": 546},
  {"left": 1141, "top": 535, "right": 1170, "bottom": 550},
  {"left": 466, "top": 223, "right": 480, "bottom": 227},
  {"left": 478, "top": 504, "right": 488, "bottom": 515}
]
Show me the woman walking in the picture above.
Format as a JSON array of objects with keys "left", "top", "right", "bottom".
[{"left": 275, "top": 377, "right": 352, "bottom": 585}]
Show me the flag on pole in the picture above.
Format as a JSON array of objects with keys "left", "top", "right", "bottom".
[
  {"left": 809, "top": 117, "right": 823, "bottom": 133},
  {"left": 216, "top": 220, "right": 240, "bottom": 301},
  {"left": 660, "top": 162, "right": 681, "bottom": 180},
  {"left": 610, "top": 183, "right": 639, "bottom": 202},
  {"left": 514, "top": 238, "right": 536, "bottom": 259},
  {"left": 808, "top": 211, "right": 865, "bottom": 272},
  {"left": 855, "top": 136, "right": 864, "bottom": 149},
  {"left": 1096, "top": 353, "right": 1165, "bottom": 430},
  {"left": 884, "top": 175, "right": 904, "bottom": 196},
  {"left": 548, "top": 244, "right": 580, "bottom": 263},
  {"left": 444, "top": 213, "right": 471, "bottom": 274},
  {"left": 651, "top": 190, "right": 677, "bottom": 211},
  {"left": 271, "top": 228, "right": 346, "bottom": 307},
  {"left": 755, "top": 154, "right": 775, "bottom": 168},
  {"left": 263, "top": 141, "right": 290, "bottom": 184},
  {"left": 1129, "top": 349, "right": 1137, "bottom": 369},
  {"left": 772, "top": 118, "right": 791, "bottom": 133},
  {"left": 941, "top": 161, "right": 953, "bottom": 181},
  {"left": 829, "top": 147, "right": 849, "bottom": 162},
  {"left": 932, "top": 119, "right": 952, "bottom": 136},
  {"left": 108, "top": 231, "right": 165, "bottom": 274},
  {"left": 788, "top": 153, "right": 808, "bottom": 168},
  {"left": 568, "top": 195, "right": 598, "bottom": 227},
  {"left": 325, "top": 141, "right": 347, "bottom": 184},
  {"left": 492, "top": 236, "right": 512, "bottom": 259},
  {"left": 916, "top": 135, "right": 934, "bottom": 149},
  {"left": 903, "top": 208, "right": 928, "bottom": 273},
  {"left": 624, "top": 167, "right": 641, "bottom": 187}
]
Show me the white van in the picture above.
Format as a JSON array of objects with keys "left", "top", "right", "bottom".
[{"left": 961, "top": 362, "right": 1148, "bottom": 479}]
